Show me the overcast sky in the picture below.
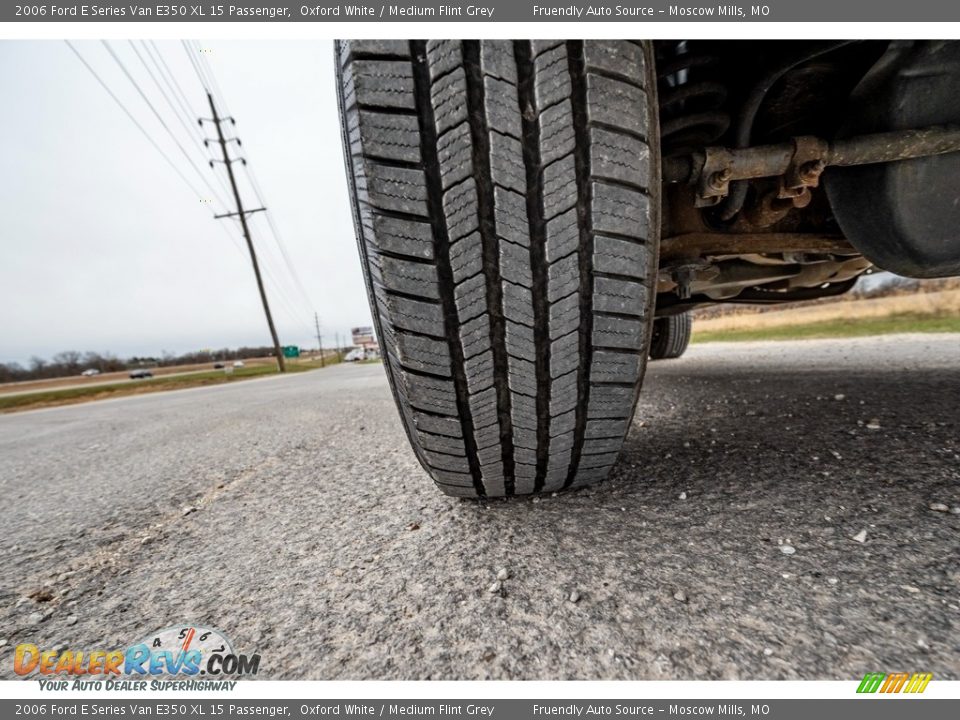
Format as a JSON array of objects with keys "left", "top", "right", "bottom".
[{"left": 0, "top": 39, "right": 371, "bottom": 366}]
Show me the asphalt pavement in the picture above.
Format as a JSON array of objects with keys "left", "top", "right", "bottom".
[{"left": 1, "top": 334, "right": 958, "bottom": 680}]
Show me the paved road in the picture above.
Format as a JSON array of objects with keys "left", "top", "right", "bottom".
[{"left": 1, "top": 335, "right": 958, "bottom": 680}]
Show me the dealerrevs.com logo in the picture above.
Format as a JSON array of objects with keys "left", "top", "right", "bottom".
[{"left": 14, "top": 625, "right": 260, "bottom": 690}]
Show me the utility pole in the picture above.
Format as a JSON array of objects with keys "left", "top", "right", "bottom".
[
  {"left": 314, "top": 312, "right": 325, "bottom": 367},
  {"left": 203, "top": 92, "right": 286, "bottom": 372}
]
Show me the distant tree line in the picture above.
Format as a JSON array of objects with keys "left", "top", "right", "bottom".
[{"left": 0, "top": 346, "right": 279, "bottom": 383}]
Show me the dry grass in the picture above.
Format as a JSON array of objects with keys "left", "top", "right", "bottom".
[{"left": 693, "top": 289, "right": 960, "bottom": 334}]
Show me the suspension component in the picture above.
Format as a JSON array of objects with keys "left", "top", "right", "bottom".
[
  {"left": 657, "top": 45, "right": 731, "bottom": 158},
  {"left": 662, "top": 124, "right": 960, "bottom": 207}
]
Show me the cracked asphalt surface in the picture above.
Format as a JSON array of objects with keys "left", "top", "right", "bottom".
[{"left": 1, "top": 334, "right": 958, "bottom": 680}]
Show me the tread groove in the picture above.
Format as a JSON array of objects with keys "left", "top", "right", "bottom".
[
  {"left": 516, "top": 40, "right": 551, "bottom": 492},
  {"left": 411, "top": 40, "right": 486, "bottom": 496},
  {"left": 563, "top": 40, "right": 593, "bottom": 490}
]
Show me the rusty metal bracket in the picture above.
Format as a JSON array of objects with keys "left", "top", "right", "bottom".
[
  {"left": 779, "top": 136, "right": 829, "bottom": 199},
  {"left": 662, "top": 124, "right": 960, "bottom": 207},
  {"left": 695, "top": 148, "right": 734, "bottom": 207}
]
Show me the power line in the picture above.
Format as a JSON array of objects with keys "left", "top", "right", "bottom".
[
  {"left": 64, "top": 41, "right": 208, "bottom": 202},
  {"left": 142, "top": 41, "right": 234, "bottom": 202},
  {"left": 147, "top": 40, "right": 204, "bottom": 129},
  {"left": 194, "top": 40, "right": 231, "bottom": 116},
  {"left": 100, "top": 40, "right": 230, "bottom": 209},
  {"left": 181, "top": 39, "right": 214, "bottom": 94},
  {"left": 129, "top": 40, "right": 207, "bottom": 161},
  {"left": 243, "top": 167, "right": 316, "bottom": 312}
]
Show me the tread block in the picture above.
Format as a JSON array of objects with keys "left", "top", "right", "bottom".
[
  {"left": 513, "top": 427, "right": 537, "bottom": 452},
  {"left": 489, "top": 130, "right": 527, "bottom": 192},
  {"left": 435, "top": 480, "right": 483, "bottom": 496},
  {"left": 431, "top": 67, "right": 469, "bottom": 136},
  {"left": 542, "top": 154, "right": 578, "bottom": 220},
  {"left": 405, "top": 374, "right": 459, "bottom": 415},
  {"left": 579, "top": 451, "right": 620, "bottom": 469},
  {"left": 395, "top": 332, "right": 451, "bottom": 376},
  {"left": 585, "top": 417, "right": 629, "bottom": 439},
  {"left": 507, "top": 357, "right": 538, "bottom": 397},
  {"left": 463, "top": 349, "right": 494, "bottom": 391},
  {"left": 550, "top": 331, "right": 579, "bottom": 379},
  {"left": 499, "top": 237, "right": 533, "bottom": 286},
  {"left": 594, "top": 276, "right": 645, "bottom": 316},
  {"left": 589, "top": 127, "right": 650, "bottom": 187},
  {"left": 493, "top": 186, "right": 530, "bottom": 246},
  {"left": 545, "top": 208, "right": 580, "bottom": 264},
  {"left": 454, "top": 272, "right": 488, "bottom": 323},
  {"left": 412, "top": 411, "right": 462, "bottom": 439},
  {"left": 379, "top": 256, "right": 439, "bottom": 299},
  {"left": 437, "top": 121, "right": 473, "bottom": 190},
  {"left": 354, "top": 110, "right": 421, "bottom": 163},
  {"left": 583, "top": 41, "right": 645, "bottom": 83},
  {"left": 364, "top": 213, "right": 433, "bottom": 260},
  {"left": 594, "top": 235, "right": 647, "bottom": 278},
  {"left": 468, "top": 386, "right": 499, "bottom": 429},
  {"left": 547, "top": 253, "right": 579, "bottom": 302},
  {"left": 349, "top": 60, "right": 416, "bottom": 109},
  {"left": 531, "top": 40, "right": 564, "bottom": 58},
  {"left": 592, "top": 315, "right": 643, "bottom": 349},
  {"left": 341, "top": 40, "right": 411, "bottom": 65},
  {"left": 539, "top": 102, "right": 575, "bottom": 166},
  {"left": 484, "top": 76, "right": 523, "bottom": 139},
  {"left": 459, "top": 314, "right": 491, "bottom": 359},
  {"left": 587, "top": 385, "right": 635, "bottom": 419},
  {"left": 425, "top": 450, "right": 472, "bottom": 474},
  {"left": 505, "top": 320, "right": 536, "bottom": 362},
  {"left": 502, "top": 281, "right": 535, "bottom": 326},
  {"left": 591, "top": 181, "right": 648, "bottom": 238},
  {"left": 382, "top": 294, "right": 445, "bottom": 335},
  {"left": 443, "top": 177, "right": 479, "bottom": 242},
  {"left": 432, "top": 469, "right": 474, "bottom": 488},
  {"left": 426, "top": 40, "right": 462, "bottom": 80},
  {"left": 549, "top": 430, "right": 575, "bottom": 453},
  {"left": 449, "top": 233, "right": 483, "bottom": 283},
  {"left": 534, "top": 44, "right": 571, "bottom": 112},
  {"left": 363, "top": 164, "right": 428, "bottom": 215},
  {"left": 549, "top": 407, "right": 577, "bottom": 435},
  {"left": 582, "top": 437, "right": 625, "bottom": 454},
  {"left": 418, "top": 431, "right": 465, "bottom": 455},
  {"left": 585, "top": 73, "right": 648, "bottom": 136},
  {"left": 449, "top": 232, "right": 483, "bottom": 283},
  {"left": 548, "top": 292, "right": 580, "bottom": 339},
  {"left": 480, "top": 40, "right": 518, "bottom": 84},
  {"left": 591, "top": 349, "right": 642, "bottom": 383}
]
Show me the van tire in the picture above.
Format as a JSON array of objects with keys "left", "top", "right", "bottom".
[{"left": 336, "top": 40, "right": 660, "bottom": 497}]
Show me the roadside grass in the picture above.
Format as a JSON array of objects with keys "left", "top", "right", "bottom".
[
  {"left": 692, "top": 312, "right": 960, "bottom": 344},
  {"left": 0, "top": 358, "right": 337, "bottom": 414}
]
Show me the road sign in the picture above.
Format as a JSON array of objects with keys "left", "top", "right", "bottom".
[{"left": 282, "top": 345, "right": 300, "bottom": 358}]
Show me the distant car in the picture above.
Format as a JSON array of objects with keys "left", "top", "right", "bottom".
[
  {"left": 232, "top": 360, "right": 245, "bottom": 368},
  {"left": 213, "top": 362, "right": 225, "bottom": 369},
  {"left": 344, "top": 348, "right": 366, "bottom": 362},
  {"left": 80, "top": 368, "right": 100, "bottom": 377},
  {"left": 129, "top": 369, "right": 153, "bottom": 379}
]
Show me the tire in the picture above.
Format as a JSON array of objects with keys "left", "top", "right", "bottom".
[
  {"left": 337, "top": 40, "right": 660, "bottom": 497},
  {"left": 649, "top": 312, "right": 692, "bottom": 360}
]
